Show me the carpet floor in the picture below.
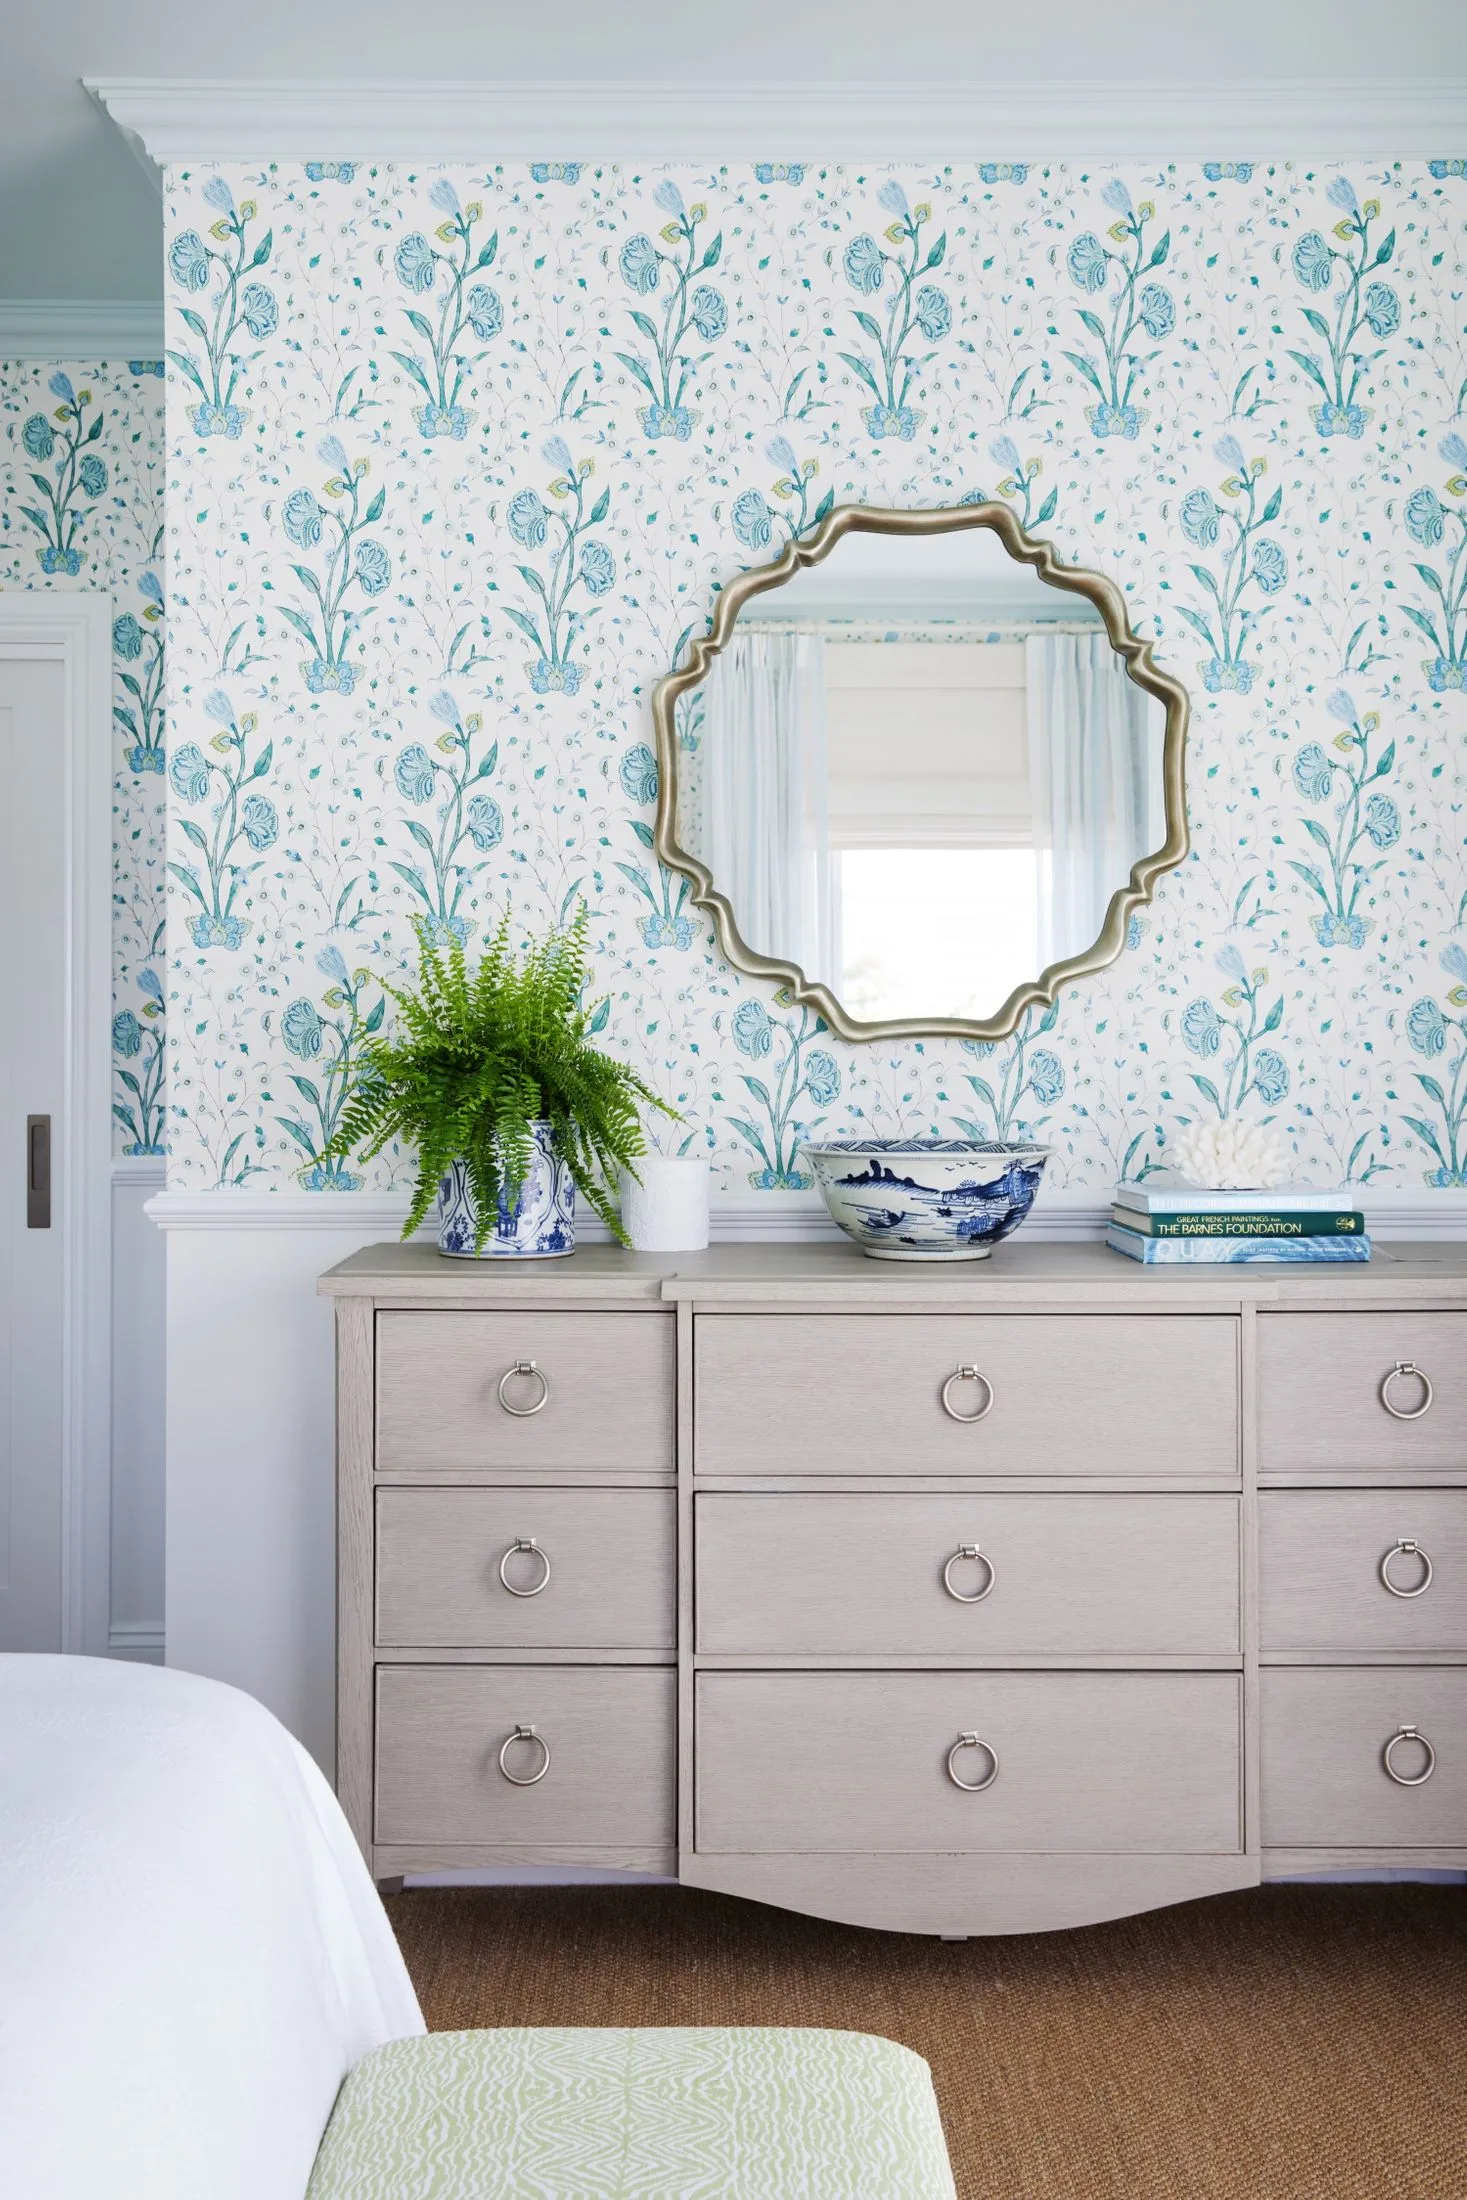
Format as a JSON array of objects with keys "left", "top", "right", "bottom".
[{"left": 384, "top": 1882, "right": 1467, "bottom": 2200}]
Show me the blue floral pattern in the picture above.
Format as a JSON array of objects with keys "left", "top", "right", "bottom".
[
  {"left": 1288, "top": 178, "right": 1396, "bottom": 438},
  {"left": 166, "top": 181, "right": 274, "bottom": 438},
  {"left": 1400, "top": 438, "right": 1467, "bottom": 689},
  {"left": 389, "top": 691, "right": 501, "bottom": 943},
  {"left": 273, "top": 950, "right": 381, "bottom": 1187},
  {"left": 112, "top": 966, "right": 166, "bottom": 1155},
  {"left": 616, "top": 182, "right": 726, "bottom": 438},
  {"left": 66, "top": 156, "right": 1459, "bottom": 1199},
  {"left": 502, "top": 441, "right": 614, "bottom": 692},
  {"left": 1, "top": 362, "right": 166, "bottom": 1151},
  {"left": 732, "top": 435, "right": 835, "bottom": 550},
  {"left": 1174, "top": 439, "right": 1287, "bottom": 691},
  {"left": 840, "top": 181, "right": 948, "bottom": 440},
  {"left": 952, "top": 1002, "right": 1066, "bottom": 1143},
  {"left": 724, "top": 995, "right": 841, "bottom": 1188},
  {"left": 391, "top": 180, "right": 503, "bottom": 438},
  {"left": 1288, "top": 690, "right": 1399, "bottom": 946},
  {"left": 1063, "top": 182, "right": 1172, "bottom": 440},
  {"left": 1401, "top": 947, "right": 1467, "bottom": 1185},
  {"left": 16, "top": 373, "right": 108, "bottom": 573},
  {"left": 167, "top": 689, "right": 275, "bottom": 949},
  {"left": 1179, "top": 948, "right": 1290, "bottom": 1118},
  {"left": 278, "top": 438, "right": 390, "bottom": 692}
]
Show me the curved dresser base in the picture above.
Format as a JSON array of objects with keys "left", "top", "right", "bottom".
[{"left": 681, "top": 1854, "right": 1262, "bottom": 1938}]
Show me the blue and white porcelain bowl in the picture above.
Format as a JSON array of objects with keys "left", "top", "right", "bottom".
[
  {"left": 803, "top": 1138, "right": 1050, "bottom": 1262},
  {"left": 437, "top": 1121, "right": 576, "bottom": 1259}
]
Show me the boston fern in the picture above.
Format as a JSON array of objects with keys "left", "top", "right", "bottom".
[{"left": 330, "top": 908, "right": 673, "bottom": 1249}]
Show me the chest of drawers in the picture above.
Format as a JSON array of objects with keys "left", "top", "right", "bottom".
[{"left": 322, "top": 1239, "right": 1467, "bottom": 1934}]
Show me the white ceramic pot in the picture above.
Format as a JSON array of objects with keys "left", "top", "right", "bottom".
[
  {"left": 436, "top": 1121, "right": 576, "bottom": 1258},
  {"left": 619, "top": 1155, "right": 710, "bottom": 1252}
]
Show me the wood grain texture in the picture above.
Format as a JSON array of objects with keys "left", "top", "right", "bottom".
[
  {"left": 375, "top": 1487, "right": 675, "bottom": 1649},
  {"left": 1239, "top": 1302, "right": 1262, "bottom": 1859},
  {"left": 694, "top": 1493, "right": 1240, "bottom": 1656},
  {"left": 373, "top": 1845, "right": 676, "bottom": 1877},
  {"left": 695, "top": 1671, "right": 1242, "bottom": 1856},
  {"left": 1260, "top": 1490, "right": 1467, "bottom": 1653},
  {"left": 1257, "top": 1312, "right": 1467, "bottom": 1472},
  {"left": 375, "top": 1665, "right": 675, "bottom": 1848},
  {"left": 334, "top": 1298, "right": 375, "bottom": 1855},
  {"left": 1260, "top": 1666, "right": 1467, "bottom": 1847},
  {"left": 693, "top": 1313, "right": 1239, "bottom": 1476},
  {"left": 376, "top": 1310, "right": 674, "bottom": 1472}
]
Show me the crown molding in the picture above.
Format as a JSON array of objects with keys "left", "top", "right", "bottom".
[
  {"left": 85, "top": 77, "right": 1467, "bottom": 183},
  {"left": 0, "top": 298, "right": 163, "bottom": 361}
]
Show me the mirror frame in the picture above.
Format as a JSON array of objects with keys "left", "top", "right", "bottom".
[{"left": 650, "top": 501, "right": 1191, "bottom": 1043}]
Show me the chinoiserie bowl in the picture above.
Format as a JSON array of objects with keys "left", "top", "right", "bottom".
[{"left": 803, "top": 1138, "right": 1051, "bottom": 1262}]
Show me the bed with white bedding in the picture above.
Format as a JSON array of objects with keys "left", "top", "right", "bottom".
[{"left": 0, "top": 1655, "right": 423, "bottom": 2199}]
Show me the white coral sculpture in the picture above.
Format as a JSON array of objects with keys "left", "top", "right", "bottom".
[{"left": 1170, "top": 1117, "right": 1290, "bottom": 1191}]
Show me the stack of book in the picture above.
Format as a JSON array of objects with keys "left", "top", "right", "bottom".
[{"left": 1107, "top": 1182, "right": 1371, "bottom": 1263}]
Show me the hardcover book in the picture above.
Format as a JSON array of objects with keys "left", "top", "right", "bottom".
[
  {"left": 1106, "top": 1222, "right": 1372, "bottom": 1265},
  {"left": 1114, "top": 1181, "right": 1350, "bottom": 1215},
  {"left": 1114, "top": 1209, "right": 1364, "bottom": 1238}
]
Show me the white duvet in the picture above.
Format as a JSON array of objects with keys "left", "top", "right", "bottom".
[{"left": 0, "top": 1655, "right": 423, "bottom": 2198}]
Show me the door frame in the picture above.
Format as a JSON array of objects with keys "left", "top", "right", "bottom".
[{"left": 0, "top": 592, "right": 114, "bottom": 1654}]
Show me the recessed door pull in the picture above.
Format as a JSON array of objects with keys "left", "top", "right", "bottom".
[{"left": 26, "top": 1114, "right": 51, "bottom": 1229}]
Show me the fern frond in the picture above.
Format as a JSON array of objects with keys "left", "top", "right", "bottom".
[{"left": 327, "top": 906, "right": 676, "bottom": 1251}]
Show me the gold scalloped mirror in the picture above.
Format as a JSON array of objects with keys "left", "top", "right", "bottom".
[{"left": 651, "top": 503, "right": 1189, "bottom": 1043}]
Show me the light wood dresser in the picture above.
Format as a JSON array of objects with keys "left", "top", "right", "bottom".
[{"left": 320, "top": 1240, "right": 1467, "bottom": 1935}]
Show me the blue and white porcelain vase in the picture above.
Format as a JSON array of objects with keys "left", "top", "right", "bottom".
[{"left": 436, "top": 1120, "right": 576, "bottom": 1259}]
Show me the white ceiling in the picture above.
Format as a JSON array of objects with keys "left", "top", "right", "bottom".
[{"left": 2, "top": 0, "right": 1464, "bottom": 306}]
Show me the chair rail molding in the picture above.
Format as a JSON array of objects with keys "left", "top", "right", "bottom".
[
  {"left": 0, "top": 300, "right": 164, "bottom": 361},
  {"left": 86, "top": 77, "right": 1467, "bottom": 184},
  {"left": 142, "top": 1187, "right": 1467, "bottom": 1240}
]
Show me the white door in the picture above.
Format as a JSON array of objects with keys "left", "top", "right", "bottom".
[{"left": 0, "top": 653, "right": 68, "bottom": 1647}]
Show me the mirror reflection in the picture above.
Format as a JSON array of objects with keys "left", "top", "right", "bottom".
[{"left": 675, "top": 524, "right": 1170, "bottom": 1029}]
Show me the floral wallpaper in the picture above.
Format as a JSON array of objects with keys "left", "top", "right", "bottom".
[
  {"left": 155, "top": 157, "right": 1467, "bottom": 1196},
  {"left": 0, "top": 358, "right": 168, "bottom": 1156}
]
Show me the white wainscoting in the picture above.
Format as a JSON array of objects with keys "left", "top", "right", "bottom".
[
  {"left": 110, "top": 1160, "right": 166, "bottom": 1660},
  {"left": 146, "top": 1185, "right": 1467, "bottom": 1775}
]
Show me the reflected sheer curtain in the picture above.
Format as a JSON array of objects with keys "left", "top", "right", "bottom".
[
  {"left": 699, "top": 629, "right": 837, "bottom": 979},
  {"left": 1025, "top": 632, "right": 1160, "bottom": 968}
]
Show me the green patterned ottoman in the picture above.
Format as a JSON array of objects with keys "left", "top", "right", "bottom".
[{"left": 307, "top": 2027, "right": 956, "bottom": 2199}]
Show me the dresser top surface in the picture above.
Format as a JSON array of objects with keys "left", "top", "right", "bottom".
[{"left": 319, "top": 1237, "right": 1467, "bottom": 1307}]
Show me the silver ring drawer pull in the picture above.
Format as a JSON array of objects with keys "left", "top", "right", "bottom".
[
  {"left": 497, "top": 1724, "right": 551, "bottom": 1786},
  {"left": 497, "top": 1361, "right": 549, "bottom": 1417},
  {"left": 1382, "top": 1725, "right": 1436, "bottom": 1787},
  {"left": 943, "top": 1545, "right": 996, "bottom": 1603},
  {"left": 946, "top": 1732, "right": 1000, "bottom": 1791},
  {"left": 1380, "top": 1361, "right": 1433, "bottom": 1421},
  {"left": 1380, "top": 1539, "right": 1433, "bottom": 1599},
  {"left": 941, "top": 1366, "right": 994, "bottom": 1424},
  {"left": 499, "top": 1537, "right": 552, "bottom": 1597}
]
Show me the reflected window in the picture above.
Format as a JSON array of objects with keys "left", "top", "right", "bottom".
[{"left": 670, "top": 518, "right": 1175, "bottom": 1032}]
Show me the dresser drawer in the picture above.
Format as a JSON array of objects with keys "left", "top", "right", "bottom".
[
  {"left": 696, "top": 1494, "right": 1239, "bottom": 1656},
  {"left": 1260, "top": 1491, "right": 1467, "bottom": 1653},
  {"left": 376, "top": 1311, "right": 674, "bottom": 1473},
  {"left": 376, "top": 1488, "right": 675, "bottom": 1649},
  {"left": 693, "top": 1315, "right": 1238, "bottom": 1477},
  {"left": 375, "top": 1666, "right": 674, "bottom": 1847},
  {"left": 1261, "top": 1668, "right": 1467, "bottom": 1847},
  {"left": 695, "top": 1672, "right": 1241, "bottom": 1855},
  {"left": 1258, "top": 1313, "right": 1467, "bottom": 1473}
]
